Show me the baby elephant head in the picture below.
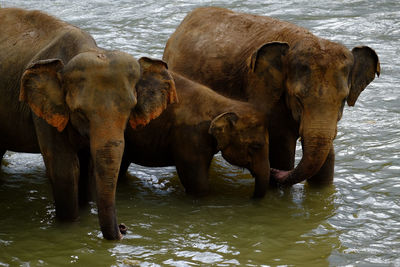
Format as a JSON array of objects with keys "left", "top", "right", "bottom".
[{"left": 209, "top": 110, "right": 270, "bottom": 198}]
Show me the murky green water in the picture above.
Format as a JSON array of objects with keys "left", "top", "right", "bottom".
[{"left": 0, "top": 1, "right": 399, "bottom": 266}]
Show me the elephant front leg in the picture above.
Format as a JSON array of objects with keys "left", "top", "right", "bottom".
[
  {"left": 268, "top": 106, "right": 298, "bottom": 171},
  {"left": 42, "top": 148, "right": 80, "bottom": 221},
  {"left": 118, "top": 153, "right": 131, "bottom": 180},
  {"left": 34, "top": 122, "right": 80, "bottom": 221},
  {"left": 175, "top": 154, "right": 213, "bottom": 197},
  {"left": 306, "top": 145, "right": 335, "bottom": 186},
  {"left": 78, "top": 150, "right": 95, "bottom": 207},
  {"left": 268, "top": 129, "right": 297, "bottom": 187}
]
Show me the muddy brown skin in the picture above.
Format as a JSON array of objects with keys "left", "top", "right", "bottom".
[
  {"left": 0, "top": 8, "right": 177, "bottom": 240},
  {"left": 121, "top": 72, "right": 271, "bottom": 198},
  {"left": 163, "top": 7, "right": 380, "bottom": 187}
]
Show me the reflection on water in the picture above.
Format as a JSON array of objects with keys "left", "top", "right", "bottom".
[{"left": 1, "top": 0, "right": 399, "bottom": 266}]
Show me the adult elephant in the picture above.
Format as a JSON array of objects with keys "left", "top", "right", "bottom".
[
  {"left": 0, "top": 8, "right": 177, "bottom": 240},
  {"left": 163, "top": 7, "right": 380, "bottom": 187}
]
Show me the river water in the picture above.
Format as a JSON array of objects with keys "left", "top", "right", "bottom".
[{"left": 0, "top": 0, "right": 398, "bottom": 266}]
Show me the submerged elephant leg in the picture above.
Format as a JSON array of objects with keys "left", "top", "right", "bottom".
[
  {"left": 175, "top": 153, "right": 213, "bottom": 196},
  {"left": 268, "top": 103, "right": 298, "bottom": 171},
  {"left": 42, "top": 149, "right": 80, "bottom": 220},
  {"left": 118, "top": 154, "right": 131, "bottom": 180},
  {"left": 35, "top": 122, "right": 80, "bottom": 221},
  {"left": 268, "top": 132, "right": 297, "bottom": 188},
  {"left": 306, "top": 145, "right": 335, "bottom": 187}
]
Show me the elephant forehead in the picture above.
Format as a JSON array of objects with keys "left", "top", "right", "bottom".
[
  {"left": 64, "top": 51, "right": 140, "bottom": 79},
  {"left": 287, "top": 56, "right": 352, "bottom": 99},
  {"left": 289, "top": 39, "right": 352, "bottom": 69}
]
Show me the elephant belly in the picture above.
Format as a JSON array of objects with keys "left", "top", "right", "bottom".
[{"left": 0, "top": 110, "right": 40, "bottom": 153}]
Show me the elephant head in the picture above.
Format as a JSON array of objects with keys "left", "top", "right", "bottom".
[
  {"left": 209, "top": 111, "right": 269, "bottom": 198},
  {"left": 19, "top": 51, "right": 177, "bottom": 239},
  {"left": 272, "top": 43, "right": 380, "bottom": 186}
]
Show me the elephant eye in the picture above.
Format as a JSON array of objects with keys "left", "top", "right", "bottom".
[
  {"left": 249, "top": 142, "right": 263, "bottom": 151},
  {"left": 74, "top": 108, "right": 89, "bottom": 122}
]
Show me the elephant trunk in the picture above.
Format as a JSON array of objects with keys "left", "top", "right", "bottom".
[
  {"left": 90, "top": 125, "right": 125, "bottom": 240},
  {"left": 272, "top": 114, "right": 336, "bottom": 187}
]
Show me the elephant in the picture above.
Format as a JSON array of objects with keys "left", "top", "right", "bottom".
[
  {"left": 120, "top": 70, "right": 283, "bottom": 198},
  {"left": 0, "top": 8, "right": 177, "bottom": 240},
  {"left": 163, "top": 7, "right": 380, "bottom": 187}
]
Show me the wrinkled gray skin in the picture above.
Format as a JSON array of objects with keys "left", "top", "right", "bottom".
[{"left": 0, "top": 8, "right": 177, "bottom": 240}]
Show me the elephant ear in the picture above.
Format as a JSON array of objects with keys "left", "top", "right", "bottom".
[
  {"left": 208, "top": 112, "right": 239, "bottom": 150},
  {"left": 20, "top": 59, "right": 69, "bottom": 132},
  {"left": 129, "top": 57, "right": 178, "bottom": 129},
  {"left": 347, "top": 46, "right": 380, "bottom": 106},
  {"left": 246, "top": 42, "right": 289, "bottom": 113}
]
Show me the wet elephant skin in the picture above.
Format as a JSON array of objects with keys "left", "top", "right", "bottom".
[{"left": 163, "top": 7, "right": 380, "bottom": 187}]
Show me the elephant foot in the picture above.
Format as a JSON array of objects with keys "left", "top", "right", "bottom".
[
  {"left": 119, "top": 223, "right": 128, "bottom": 235},
  {"left": 270, "top": 168, "right": 291, "bottom": 187}
]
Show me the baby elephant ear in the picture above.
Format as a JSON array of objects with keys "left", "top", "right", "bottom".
[
  {"left": 129, "top": 57, "right": 178, "bottom": 129},
  {"left": 20, "top": 59, "right": 69, "bottom": 132},
  {"left": 209, "top": 112, "right": 239, "bottom": 150},
  {"left": 347, "top": 46, "right": 380, "bottom": 106}
]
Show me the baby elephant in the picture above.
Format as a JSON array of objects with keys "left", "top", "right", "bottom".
[{"left": 121, "top": 72, "right": 270, "bottom": 198}]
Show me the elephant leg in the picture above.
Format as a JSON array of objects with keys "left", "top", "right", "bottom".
[
  {"left": 268, "top": 130, "right": 297, "bottom": 186},
  {"left": 34, "top": 122, "right": 80, "bottom": 221},
  {"left": 268, "top": 103, "right": 298, "bottom": 171},
  {"left": 175, "top": 153, "right": 213, "bottom": 196},
  {"left": 42, "top": 148, "right": 80, "bottom": 220},
  {"left": 306, "top": 145, "right": 335, "bottom": 186},
  {"left": 118, "top": 153, "right": 131, "bottom": 180}
]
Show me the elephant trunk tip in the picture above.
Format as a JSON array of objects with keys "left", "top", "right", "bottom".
[{"left": 269, "top": 168, "right": 293, "bottom": 187}]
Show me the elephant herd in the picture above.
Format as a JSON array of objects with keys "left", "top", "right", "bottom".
[{"left": 0, "top": 7, "right": 380, "bottom": 240}]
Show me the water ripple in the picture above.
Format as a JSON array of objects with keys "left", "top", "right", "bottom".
[{"left": 0, "top": 0, "right": 399, "bottom": 266}]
